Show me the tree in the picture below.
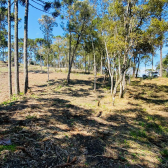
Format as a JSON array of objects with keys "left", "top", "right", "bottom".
[
  {"left": 65, "top": 0, "right": 93, "bottom": 84},
  {"left": 35, "top": 38, "right": 46, "bottom": 72},
  {"left": 24, "top": 0, "right": 29, "bottom": 94},
  {"left": 14, "top": 0, "right": 19, "bottom": 95},
  {"left": 148, "top": 0, "right": 168, "bottom": 77},
  {"left": 8, "top": 0, "right": 12, "bottom": 98},
  {"left": 38, "top": 15, "right": 57, "bottom": 81}
]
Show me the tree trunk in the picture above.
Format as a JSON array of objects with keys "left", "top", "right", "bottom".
[
  {"left": 152, "top": 52, "right": 154, "bottom": 72},
  {"left": 14, "top": 0, "right": 19, "bottom": 95},
  {"left": 84, "top": 51, "right": 86, "bottom": 73},
  {"left": 160, "top": 45, "right": 162, "bottom": 77},
  {"left": 8, "top": 0, "right": 12, "bottom": 98},
  {"left": 133, "top": 56, "right": 136, "bottom": 77},
  {"left": 135, "top": 57, "right": 140, "bottom": 78},
  {"left": 92, "top": 36, "right": 96, "bottom": 91},
  {"left": 112, "top": 73, "right": 123, "bottom": 106},
  {"left": 101, "top": 54, "right": 103, "bottom": 75},
  {"left": 67, "top": 34, "right": 81, "bottom": 84},
  {"left": 67, "top": 31, "right": 71, "bottom": 84},
  {"left": 47, "top": 52, "right": 49, "bottom": 82},
  {"left": 119, "top": 54, "right": 122, "bottom": 98},
  {"left": 40, "top": 55, "right": 42, "bottom": 72},
  {"left": 88, "top": 55, "right": 90, "bottom": 73},
  {"left": 24, "top": 0, "right": 29, "bottom": 94}
]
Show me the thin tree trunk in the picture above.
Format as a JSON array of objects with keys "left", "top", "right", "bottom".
[
  {"left": 24, "top": 0, "right": 29, "bottom": 94},
  {"left": 67, "top": 34, "right": 81, "bottom": 84},
  {"left": 84, "top": 48, "right": 86, "bottom": 73},
  {"left": 101, "top": 54, "right": 103, "bottom": 75},
  {"left": 112, "top": 73, "right": 123, "bottom": 106},
  {"left": 88, "top": 55, "right": 90, "bottom": 73},
  {"left": 118, "top": 54, "right": 122, "bottom": 98},
  {"left": 92, "top": 36, "right": 96, "bottom": 91},
  {"left": 152, "top": 52, "right": 154, "bottom": 72},
  {"left": 67, "top": 31, "right": 71, "bottom": 84},
  {"left": 14, "top": 0, "right": 19, "bottom": 95},
  {"left": 133, "top": 56, "right": 136, "bottom": 77},
  {"left": 40, "top": 55, "right": 42, "bottom": 72},
  {"left": 160, "top": 45, "right": 162, "bottom": 77},
  {"left": 8, "top": 0, "right": 12, "bottom": 98},
  {"left": 47, "top": 52, "right": 49, "bottom": 82},
  {"left": 136, "top": 57, "right": 140, "bottom": 78}
]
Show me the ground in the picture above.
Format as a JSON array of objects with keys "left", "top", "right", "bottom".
[{"left": 0, "top": 62, "right": 168, "bottom": 168}]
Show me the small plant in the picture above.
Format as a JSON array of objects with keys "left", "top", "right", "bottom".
[
  {"left": 132, "top": 153, "right": 137, "bottom": 158},
  {"left": 139, "top": 121, "right": 145, "bottom": 127},
  {"left": 19, "top": 92, "right": 24, "bottom": 96},
  {"left": 2, "top": 101, "right": 9, "bottom": 105},
  {"left": 160, "top": 149, "right": 168, "bottom": 157},
  {"left": 0, "top": 145, "right": 16, "bottom": 153},
  {"left": 26, "top": 115, "right": 37, "bottom": 120},
  {"left": 130, "top": 130, "right": 147, "bottom": 138},
  {"left": 147, "top": 115, "right": 154, "bottom": 121}
]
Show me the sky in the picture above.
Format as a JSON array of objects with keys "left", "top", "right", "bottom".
[{"left": 13, "top": 2, "right": 168, "bottom": 76}]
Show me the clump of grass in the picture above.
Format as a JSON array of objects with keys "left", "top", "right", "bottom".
[
  {"left": 130, "top": 130, "right": 147, "bottom": 138},
  {"left": 55, "top": 85, "right": 63, "bottom": 91},
  {"left": 0, "top": 145, "right": 16, "bottom": 153},
  {"left": 160, "top": 149, "right": 168, "bottom": 158},
  {"left": 26, "top": 115, "right": 37, "bottom": 120},
  {"left": 139, "top": 121, "right": 145, "bottom": 127}
]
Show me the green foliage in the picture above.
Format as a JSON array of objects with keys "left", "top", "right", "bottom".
[
  {"left": 130, "top": 130, "right": 147, "bottom": 138},
  {"left": 0, "top": 145, "right": 16, "bottom": 153}
]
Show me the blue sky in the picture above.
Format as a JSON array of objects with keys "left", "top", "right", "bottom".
[
  {"left": 16, "top": 3, "right": 64, "bottom": 39},
  {"left": 14, "top": 2, "right": 167, "bottom": 76}
]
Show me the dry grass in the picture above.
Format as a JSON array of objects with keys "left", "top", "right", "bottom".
[{"left": 0, "top": 65, "right": 168, "bottom": 168}]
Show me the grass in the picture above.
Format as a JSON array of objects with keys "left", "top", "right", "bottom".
[
  {"left": 26, "top": 115, "right": 37, "bottom": 120},
  {"left": 0, "top": 145, "right": 16, "bottom": 154},
  {"left": 130, "top": 130, "right": 147, "bottom": 138},
  {"left": 0, "top": 68, "right": 168, "bottom": 167}
]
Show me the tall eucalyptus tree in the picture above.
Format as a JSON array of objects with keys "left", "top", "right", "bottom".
[{"left": 14, "top": 0, "right": 19, "bottom": 94}]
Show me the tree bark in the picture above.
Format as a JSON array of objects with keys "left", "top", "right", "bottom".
[
  {"left": 67, "top": 31, "right": 71, "bottom": 84},
  {"left": 47, "top": 51, "right": 49, "bottom": 81},
  {"left": 8, "top": 0, "right": 12, "bottom": 98},
  {"left": 14, "top": 0, "right": 19, "bottom": 95},
  {"left": 40, "top": 55, "right": 42, "bottom": 73},
  {"left": 101, "top": 54, "right": 103, "bottom": 75},
  {"left": 160, "top": 45, "right": 162, "bottom": 77},
  {"left": 152, "top": 52, "right": 154, "bottom": 72},
  {"left": 135, "top": 57, "right": 140, "bottom": 78},
  {"left": 24, "top": 0, "right": 29, "bottom": 94},
  {"left": 88, "top": 55, "right": 90, "bottom": 73},
  {"left": 92, "top": 36, "right": 96, "bottom": 91},
  {"left": 67, "top": 34, "right": 81, "bottom": 84}
]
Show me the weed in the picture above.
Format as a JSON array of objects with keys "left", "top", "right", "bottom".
[
  {"left": 11, "top": 95, "right": 18, "bottom": 101},
  {"left": 157, "top": 157, "right": 163, "bottom": 163},
  {"left": 130, "top": 130, "right": 147, "bottom": 138},
  {"left": 124, "top": 140, "right": 130, "bottom": 147},
  {"left": 139, "top": 121, "right": 145, "bottom": 127},
  {"left": 0, "top": 145, "right": 16, "bottom": 153},
  {"left": 19, "top": 92, "right": 24, "bottom": 96},
  {"left": 147, "top": 116, "right": 155, "bottom": 121},
  {"left": 160, "top": 149, "right": 168, "bottom": 157},
  {"left": 26, "top": 115, "right": 37, "bottom": 120}
]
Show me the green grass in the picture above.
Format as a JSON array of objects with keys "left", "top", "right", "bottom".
[
  {"left": 26, "top": 115, "right": 37, "bottom": 120},
  {"left": 160, "top": 149, "right": 168, "bottom": 158},
  {"left": 0, "top": 145, "right": 16, "bottom": 153},
  {"left": 130, "top": 130, "right": 147, "bottom": 138}
]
